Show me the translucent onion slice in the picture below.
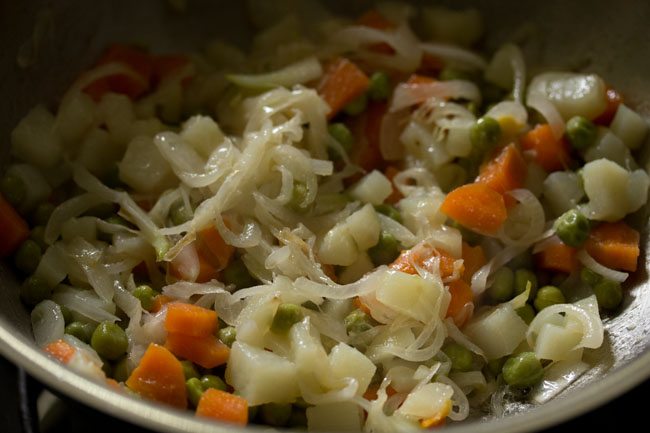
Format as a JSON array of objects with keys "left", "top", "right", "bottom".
[
  {"left": 227, "top": 56, "right": 323, "bottom": 89},
  {"left": 420, "top": 42, "right": 487, "bottom": 70},
  {"left": 527, "top": 93, "right": 566, "bottom": 140},
  {"left": 576, "top": 249, "right": 628, "bottom": 283},
  {"left": 391, "top": 80, "right": 481, "bottom": 113}
]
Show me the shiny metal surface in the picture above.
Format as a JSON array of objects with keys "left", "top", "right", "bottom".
[{"left": 1, "top": 1, "right": 649, "bottom": 432}]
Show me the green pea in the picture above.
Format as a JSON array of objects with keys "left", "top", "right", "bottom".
[
  {"left": 60, "top": 305, "right": 74, "bottom": 324},
  {"left": 169, "top": 200, "right": 193, "bottom": 225},
  {"left": 221, "top": 259, "right": 257, "bottom": 290},
  {"left": 32, "top": 202, "right": 55, "bottom": 226},
  {"left": 515, "top": 304, "right": 536, "bottom": 324},
  {"left": 470, "top": 117, "right": 501, "bottom": 152},
  {"left": 289, "top": 181, "right": 310, "bottom": 213},
  {"left": 593, "top": 278, "right": 623, "bottom": 310},
  {"left": 566, "top": 116, "right": 597, "bottom": 150},
  {"left": 502, "top": 352, "right": 544, "bottom": 388},
  {"left": 259, "top": 403, "right": 292, "bottom": 427},
  {"left": 507, "top": 251, "right": 533, "bottom": 270},
  {"left": 29, "top": 226, "right": 48, "bottom": 251},
  {"left": 91, "top": 321, "right": 128, "bottom": 361},
  {"left": 101, "top": 359, "right": 112, "bottom": 377},
  {"left": 439, "top": 67, "right": 475, "bottom": 82},
  {"left": 442, "top": 342, "right": 474, "bottom": 372},
  {"left": 580, "top": 267, "right": 602, "bottom": 287},
  {"left": 367, "top": 231, "right": 401, "bottom": 266},
  {"left": 328, "top": 122, "right": 354, "bottom": 158},
  {"left": 200, "top": 374, "right": 227, "bottom": 392},
  {"left": 113, "top": 357, "right": 130, "bottom": 382},
  {"left": 344, "top": 309, "right": 373, "bottom": 335},
  {"left": 132, "top": 284, "right": 159, "bottom": 311},
  {"left": 513, "top": 269, "right": 538, "bottom": 299},
  {"left": 487, "top": 357, "right": 506, "bottom": 376},
  {"left": 553, "top": 209, "right": 590, "bottom": 247},
  {"left": 218, "top": 326, "right": 237, "bottom": 347},
  {"left": 374, "top": 204, "right": 402, "bottom": 223},
  {"left": 14, "top": 239, "right": 42, "bottom": 275},
  {"left": 180, "top": 360, "right": 199, "bottom": 380},
  {"left": 270, "top": 303, "right": 303, "bottom": 334},
  {"left": 534, "top": 285, "right": 565, "bottom": 312},
  {"left": 343, "top": 93, "right": 368, "bottom": 116},
  {"left": 64, "top": 321, "right": 96, "bottom": 343},
  {"left": 288, "top": 406, "right": 308, "bottom": 427},
  {"left": 0, "top": 172, "right": 26, "bottom": 207},
  {"left": 186, "top": 377, "right": 204, "bottom": 407},
  {"left": 488, "top": 267, "right": 514, "bottom": 302},
  {"left": 368, "top": 71, "right": 391, "bottom": 101},
  {"left": 20, "top": 275, "right": 51, "bottom": 306},
  {"left": 465, "top": 101, "right": 479, "bottom": 116}
]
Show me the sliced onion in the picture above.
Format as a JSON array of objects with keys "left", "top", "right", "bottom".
[
  {"left": 378, "top": 214, "right": 417, "bottom": 248},
  {"left": 444, "top": 318, "right": 486, "bottom": 359},
  {"left": 227, "top": 56, "right": 323, "bottom": 89},
  {"left": 532, "top": 359, "right": 589, "bottom": 404},
  {"left": 420, "top": 42, "right": 487, "bottom": 70},
  {"left": 471, "top": 245, "right": 526, "bottom": 295},
  {"left": 51, "top": 285, "right": 119, "bottom": 323},
  {"left": 34, "top": 242, "right": 68, "bottom": 288},
  {"left": 497, "top": 189, "right": 546, "bottom": 246},
  {"left": 380, "top": 109, "right": 410, "bottom": 161},
  {"left": 391, "top": 80, "right": 481, "bottom": 112},
  {"left": 527, "top": 94, "right": 566, "bottom": 139},
  {"left": 45, "top": 193, "right": 108, "bottom": 245},
  {"left": 437, "top": 375, "right": 469, "bottom": 421},
  {"left": 163, "top": 281, "right": 228, "bottom": 299},
  {"left": 576, "top": 249, "right": 628, "bottom": 283},
  {"left": 31, "top": 300, "right": 64, "bottom": 347}
]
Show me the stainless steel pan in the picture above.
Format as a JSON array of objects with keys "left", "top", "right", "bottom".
[{"left": 1, "top": 1, "right": 649, "bottom": 432}]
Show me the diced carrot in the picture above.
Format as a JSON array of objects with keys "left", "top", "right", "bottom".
[
  {"left": 585, "top": 221, "right": 640, "bottom": 272},
  {"left": 169, "top": 242, "right": 219, "bottom": 283},
  {"left": 406, "top": 74, "right": 435, "bottom": 85},
  {"left": 150, "top": 294, "right": 175, "bottom": 314},
  {"left": 318, "top": 58, "right": 370, "bottom": 119},
  {"left": 520, "top": 124, "right": 571, "bottom": 172},
  {"left": 346, "top": 101, "right": 388, "bottom": 185},
  {"left": 353, "top": 296, "right": 372, "bottom": 315},
  {"left": 196, "top": 388, "right": 248, "bottom": 426},
  {"left": 446, "top": 279, "right": 474, "bottom": 327},
  {"left": 321, "top": 263, "right": 338, "bottom": 282},
  {"left": 594, "top": 87, "right": 623, "bottom": 126},
  {"left": 165, "top": 303, "right": 218, "bottom": 338},
  {"left": 535, "top": 240, "right": 578, "bottom": 274},
  {"left": 420, "top": 400, "right": 452, "bottom": 429},
  {"left": 363, "top": 384, "right": 397, "bottom": 401},
  {"left": 383, "top": 166, "right": 403, "bottom": 204},
  {"left": 106, "top": 378, "right": 121, "bottom": 390},
  {"left": 126, "top": 343, "right": 187, "bottom": 409},
  {"left": 440, "top": 183, "right": 508, "bottom": 235},
  {"left": 356, "top": 10, "right": 395, "bottom": 54},
  {"left": 418, "top": 53, "right": 444, "bottom": 76},
  {"left": 476, "top": 144, "right": 527, "bottom": 206},
  {"left": 390, "top": 244, "right": 463, "bottom": 280},
  {"left": 152, "top": 54, "right": 192, "bottom": 86},
  {"left": 44, "top": 339, "right": 76, "bottom": 364},
  {"left": 165, "top": 333, "right": 230, "bottom": 369},
  {"left": 0, "top": 194, "right": 30, "bottom": 258},
  {"left": 197, "top": 226, "right": 234, "bottom": 272},
  {"left": 461, "top": 242, "right": 486, "bottom": 285},
  {"left": 83, "top": 44, "right": 152, "bottom": 101}
]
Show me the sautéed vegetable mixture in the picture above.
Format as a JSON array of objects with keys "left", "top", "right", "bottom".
[{"left": 1, "top": 1, "right": 648, "bottom": 431}]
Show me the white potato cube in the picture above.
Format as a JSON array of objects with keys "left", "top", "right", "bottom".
[
  {"left": 542, "top": 171, "right": 584, "bottom": 216},
  {"left": 181, "top": 115, "right": 226, "bottom": 159},
  {"left": 55, "top": 92, "right": 96, "bottom": 145},
  {"left": 464, "top": 304, "right": 528, "bottom": 359},
  {"left": 345, "top": 204, "right": 381, "bottom": 251},
  {"left": 119, "top": 136, "right": 176, "bottom": 193},
  {"left": 328, "top": 343, "right": 376, "bottom": 396},
  {"left": 376, "top": 271, "right": 443, "bottom": 323},
  {"left": 396, "top": 382, "right": 453, "bottom": 419},
  {"left": 527, "top": 73, "right": 607, "bottom": 120},
  {"left": 76, "top": 128, "right": 119, "bottom": 176},
  {"left": 533, "top": 323, "right": 583, "bottom": 362},
  {"left": 349, "top": 170, "right": 393, "bottom": 205},
  {"left": 11, "top": 105, "right": 62, "bottom": 168},
  {"left": 584, "top": 128, "right": 633, "bottom": 168},
  {"left": 338, "top": 253, "right": 374, "bottom": 284},
  {"left": 610, "top": 104, "right": 648, "bottom": 150},
  {"left": 98, "top": 93, "right": 135, "bottom": 148},
  {"left": 225, "top": 342, "right": 300, "bottom": 405},
  {"left": 6, "top": 164, "right": 51, "bottom": 213},
  {"left": 307, "top": 402, "right": 364, "bottom": 432},
  {"left": 318, "top": 223, "right": 358, "bottom": 266}
]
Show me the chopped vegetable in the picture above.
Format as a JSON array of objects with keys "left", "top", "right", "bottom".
[
  {"left": 513, "top": 269, "right": 538, "bottom": 298},
  {"left": 13, "top": 239, "right": 42, "bottom": 274},
  {"left": 584, "top": 221, "right": 640, "bottom": 272},
  {"left": 133, "top": 284, "right": 159, "bottom": 311},
  {"left": 520, "top": 124, "right": 571, "bottom": 172},
  {"left": 218, "top": 326, "right": 237, "bottom": 347},
  {"left": 533, "top": 286, "right": 565, "bottom": 312},
  {"left": 565, "top": 116, "right": 597, "bottom": 150},
  {"left": 553, "top": 209, "right": 591, "bottom": 247},
  {"left": 469, "top": 117, "right": 501, "bottom": 153},
  {"left": 488, "top": 267, "right": 515, "bottom": 302},
  {"left": 44, "top": 339, "right": 76, "bottom": 364},
  {"left": 126, "top": 343, "right": 187, "bottom": 408},
  {"left": 592, "top": 278, "right": 623, "bottom": 310},
  {"left": 64, "top": 321, "right": 96, "bottom": 344},
  {"left": 20, "top": 275, "right": 51, "bottom": 307},
  {"left": 535, "top": 240, "right": 579, "bottom": 274},
  {"left": 180, "top": 360, "right": 200, "bottom": 380},
  {"left": 502, "top": 352, "right": 544, "bottom": 388},
  {"left": 0, "top": 172, "right": 26, "bottom": 208},
  {"left": 260, "top": 403, "right": 292, "bottom": 427},
  {"left": 446, "top": 279, "right": 474, "bottom": 325},
  {"left": 594, "top": 87, "right": 623, "bottom": 125},
  {"left": 367, "top": 231, "right": 401, "bottom": 266},
  {"left": 165, "top": 303, "right": 218, "bottom": 338},
  {"left": 345, "top": 308, "right": 373, "bottom": 334},
  {"left": 317, "top": 58, "right": 370, "bottom": 119},
  {"left": 443, "top": 342, "right": 474, "bottom": 371},
  {"left": 476, "top": 143, "right": 527, "bottom": 203},
  {"left": 165, "top": 333, "right": 230, "bottom": 369},
  {"left": 0, "top": 194, "right": 30, "bottom": 258},
  {"left": 440, "top": 183, "right": 508, "bottom": 234},
  {"left": 195, "top": 388, "right": 248, "bottom": 426},
  {"left": 91, "top": 321, "right": 128, "bottom": 361},
  {"left": 221, "top": 258, "right": 257, "bottom": 289},
  {"left": 344, "top": 93, "right": 369, "bottom": 116},
  {"left": 270, "top": 303, "right": 303, "bottom": 334},
  {"left": 367, "top": 72, "right": 391, "bottom": 101}
]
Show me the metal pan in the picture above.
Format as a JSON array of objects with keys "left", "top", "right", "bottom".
[{"left": 1, "top": 0, "right": 649, "bottom": 432}]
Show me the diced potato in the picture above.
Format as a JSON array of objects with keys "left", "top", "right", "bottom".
[
  {"left": 118, "top": 136, "right": 177, "bottom": 193},
  {"left": 225, "top": 342, "right": 300, "bottom": 405},
  {"left": 76, "top": 128, "right": 120, "bottom": 176},
  {"left": 98, "top": 93, "right": 135, "bottom": 148},
  {"left": 527, "top": 72, "right": 607, "bottom": 120},
  {"left": 367, "top": 328, "right": 416, "bottom": 363},
  {"left": 421, "top": 7, "right": 483, "bottom": 47},
  {"left": 181, "top": 115, "right": 226, "bottom": 159},
  {"left": 443, "top": 119, "right": 473, "bottom": 158},
  {"left": 338, "top": 253, "right": 374, "bottom": 284},
  {"left": 464, "top": 304, "right": 528, "bottom": 359},
  {"left": 485, "top": 46, "right": 517, "bottom": 90},
  {"left": 11, "top": 105, "right": 62, "bottom": 168},
  {"left": 349, "top": 170, "right": 393, "bottom": 205},
  {"left": 328, "top": 343, "right": 376, "bottom": 396},
  {"left": 542, "top": 171, "right": 584, "bottom": 217},
  {"left": 345, "top": 204, "right": 381, "bottom": 251},
  {"left": 396, "top": 382, "right": 453, "bottom": 419},
  {"left": 627, "top": 169, "right": 650, "bottom": 215},
  {"left": 6, "top": 163, "right": 52, "bottom": 213},
  {"left": 375, "top": 271, "right": 443, "bottom": 323},
  {"left": 306, "top": 402, "right": 364, "bottom": 432},
  {"left": 533, "top": 323, "right": 582, "bottom": 361},
  {"left": 318, "top": 223, "right": 358, "bottom": 266},
  {"left": 128, "top": 118, "right": 165, "bottom": 141},
  {"left": 584, "top": 128, "right": 633, "bottom": 168},
  {"left": 55, "top": 92, "right": 96, "bottom": 145},
  {"left": 610, "top": 104, "right": 648, "bottom": 150},
  {"left": 524, "top": 162, "right": 547, "bottom": 197}
]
